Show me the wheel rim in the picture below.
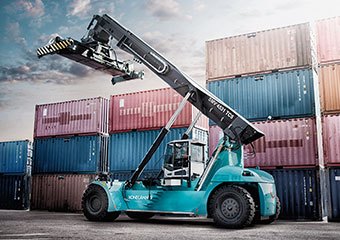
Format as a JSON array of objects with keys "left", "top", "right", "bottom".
[
  {"left": 221, "top": 197, "right": 240, "bottom": 219},
  {"left": 88, "top": 195, "right": 102, "bottom": 213}
]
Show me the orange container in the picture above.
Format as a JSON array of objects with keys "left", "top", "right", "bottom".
[
  {"left": 319, "top": 63, "right": 340, "bottom": 113},
  {"left": 206, "top": 23, "right": 315, "bottom": 80}
]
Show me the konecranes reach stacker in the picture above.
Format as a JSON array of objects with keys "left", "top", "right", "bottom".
[{"left": 36, "top": 14, "right": 280, "bottom": 228}]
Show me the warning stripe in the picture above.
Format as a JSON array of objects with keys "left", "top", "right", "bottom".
[
  {"left": 49, "top": 45, "right": 56, "bottom": 51},
  {"left": 37, "top": 39, "right": 73, "bottom": 57}
]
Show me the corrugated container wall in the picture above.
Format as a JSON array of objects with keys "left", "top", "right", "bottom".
[
  {"left": 31, "top": 174, "right": 95, "bottom": 212},
  {"left": 206, "top": 23, "right": 314, "bottom": 80},
  {"left": 0, "top": 175, "right": 30, "bottom": 210},
  {"left": 207, "top": 68, "right": 315, "bottom": 122},
  {"left": 34, "top": 97, "right": 109, "bottom": 138},
  {"left": 209, "top": 118, "right": 318, "bottom": 167},
  {"left": 109, "top": 88, "right": 208, "bottom": 133},
  {"left": 0, "top": 140, "right": 32, "bottom": 174},
  {"left": 322, "top": 114, "right": 340, "bottom": 166},
  {"left": 316, "top": 16, "right": 340, "bottom": 64},
  {"left": 319, "top": 64, "right": 340, "bottom": 113},
  {"left": 33, "top": 135, "right": 108, "bottom": 174},
  {"left": 264, "top": 168, "right": 322, "bottom": 220},
  {"left": 109, "top": 127, "right": 208, "bottom": 172},
  {"left": 328, "top": 168, "right": 340, "bottom": 221}
]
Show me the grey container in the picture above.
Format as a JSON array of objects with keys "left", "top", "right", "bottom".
[
  {"left": 328, "top": 167, "right": 340, "bottom": 221},
  {"left": 208, "top": 68, "right": 315, "bottom": 123},
  {"left": 263, "top": 168, "right": 322, "bottom": 220},
  {"left": 0, "top": 174, "right": 30, "bottom": 210}
]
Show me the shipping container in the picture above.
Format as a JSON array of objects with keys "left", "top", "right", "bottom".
[
  {"left": 328, "top": 167, "right": 340, "bottom": 221},
  {"left": 31, "top": 174, "right": 95, "bottom": 212},
  {"left": 34, "top": 97, "right": 109, "bottom": 138},
  {"left": 319, "top": 64, "right": 340, "bottom": 113},
  {"left": 109, "top": 88, "right": 208, "bottom": 133},
  {"left": 264, "top": 168, "right": 322, "bottom": 220},
  {"left": 109, "top": 127, "right": 208, "bottom": 172},
  {"left": 322, "top": 114, "right": 340, "bottom": 166},
  {"left": 0, "top": 174, "right": 30, "bottom": 210},
  {"left": 316, "top": 16, "right": 340, "bottom": 64},
  {"left": 0, "top": 140, "right": 32, "bottom": 174},
  {"left": 33, "top": 135, "right": 108, "bottom": 174},
  {"left": 208, "top": 68, "right": 315, "bottom": 122},
  {"left": 206, "top": 23, "right": 315, "bottom": 80},
  {"left": 209, "top": 118, "right": 318, "bottom": 167}
]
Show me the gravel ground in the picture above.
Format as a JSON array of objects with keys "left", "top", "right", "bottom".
[{"left": 0, "top": 210, "right": 340, "bottom": 240}]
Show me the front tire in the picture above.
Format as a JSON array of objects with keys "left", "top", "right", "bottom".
[
  {"left": 209, "top": 185, "right": 255, "bottom": 228},
  {"left": 82, "top": 184, "right": 120, "bottom": 221}
]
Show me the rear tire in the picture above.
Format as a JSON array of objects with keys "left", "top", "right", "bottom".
[
  {"left": 260, "top": 196, "right": 281, "bottom": 224},
  {"left": 209, "top": 185, "right": 255, "bottom": 228},
  {"left": 82, "top": 184, "right": 120, "bottom": 221},
  {"left": 126, "top": 212, "right": 155, "bottom": 220}
]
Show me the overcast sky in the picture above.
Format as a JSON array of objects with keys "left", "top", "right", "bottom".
[{"left": 0, "top": 0, "right": 339, "bottom": 141}]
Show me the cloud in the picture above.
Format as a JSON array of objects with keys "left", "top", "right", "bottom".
[
  {"left": 0, "top": 48, "right": 94, "bottom": 85},
  {"left": 68, "top": 0, "right": 91, "bottom": 17},
  {"left": 4, "top": 0, "right": 47, "bottom": 28},
  {"left": 6, "top": 22, "right": 27, "bottom": 46},
  {"left": 194, "top": 1, "right": 206, "bottom": 11},
  {"left": 17, "top": 0, "right": 45, "bottom": 17},
  {"left": 0, "top": 62, "right": 94, "bottom": 84},
  {"left": 68, "top": 63, "right": 92, "bottom": 77},
  {"left": 146, "top": 0, "right": 190, "bottom": 21}
]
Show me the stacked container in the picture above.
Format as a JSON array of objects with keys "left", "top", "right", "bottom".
[
  {"left": 109, "top": 88, "right": 208, "bottom": 180},
  {"left": 0, "top": 140, "right": 32, "bottom": 210},
  {"left": 316, "top": 16, "right": 340, "bottom": 221},
  {"left": 31, "top": 97, "right": 109, "bottom": 212},
  {"left": 206, "top": 22, "right": 326, "bottom": 220}
]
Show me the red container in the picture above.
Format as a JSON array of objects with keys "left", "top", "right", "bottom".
[
  {"left": 322, "top": 114, "right": 340, "bottom": 166},
  {"left": 206, "top": 23, "right": 314, "bottom": 80},
  {"left": 31, "top": 174, "right": 96, "bottom": 212},
  {"left": 109, "top": 88, "right": 208, "bottom": 133},
  {"left": 316, "top": 16, "right": 340, "bottom": 64},
  {"left": 34, "top": 97, "right": 109, "bottom": 138},
  {"left": 209, "top": 118, "right": 318, "bottom": 167}
]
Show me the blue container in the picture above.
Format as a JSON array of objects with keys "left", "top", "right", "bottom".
[
  {"left": 0, "top": 140, "right": 32, "bottom": 174},
  {"left": 208, "top": 68, "right": 315, "bottom": 123},
  {"left": 33, "top": 135, "right": 108, "bottom": 174},
  {"left": 109, "top": 127, "right": 207, "bottom": 172},
  {"left": 328, "top": 168, "right": 340, "bottom": 221},
  {"left": 0, "top": 174, "right": 30, "bottom": 210},
  {"left": 264, "top": 168, "right": 321, "bottom": 220}
]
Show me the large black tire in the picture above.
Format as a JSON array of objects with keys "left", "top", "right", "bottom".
[
  {"left": 82, "top": 184, "right": 120, "bottom": 221},
  {"left": 260, "top": 196, "right": 281, "bottom": 224},
  {"left": 209, "top": 185, "right": 255, "bottom": 228},
  {"left": 126, "top": 212, "right": 155, "bottom": 220}
]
